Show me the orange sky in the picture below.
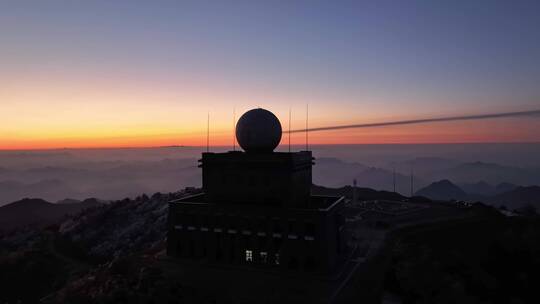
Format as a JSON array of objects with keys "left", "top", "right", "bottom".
[
  {"left": 2, "top": 74, "right": 538, "bottom": 150},
  {"left": 2, "top": 109, "right": 539, "bottom": 150},
  {"left": 2, "top": 2, "right": 540, "bottom": 150},
  {"left": 2, "top": 78, "right": 539, "bottom": 150}
]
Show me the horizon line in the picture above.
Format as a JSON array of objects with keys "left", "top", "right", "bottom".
[{"left": 1, "top": 141, "right": 540, "bottom": 152}]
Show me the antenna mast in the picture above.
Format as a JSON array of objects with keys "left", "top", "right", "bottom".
[
  {"left": 288, "top": 107, "right": 292, "bottom": 152},
  {"left": 305, "top": 104, "right": 309, "bottom": 151},
  {"left": 206, "top": 112, "right": 210, "bottom": 153}
]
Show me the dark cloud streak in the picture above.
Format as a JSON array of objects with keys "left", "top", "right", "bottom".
[{"left": 287, "top": 109, "right": 540, "bottom": 133}]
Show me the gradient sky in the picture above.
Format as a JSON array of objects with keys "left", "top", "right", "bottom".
[{"left": 1, "top": 0, "right": 540, "bottom": 149}]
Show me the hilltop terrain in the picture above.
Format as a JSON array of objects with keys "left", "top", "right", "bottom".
[
  {"left": 416, "top": 180, "right": 540, "bottom": 213},
  {"left": 1, "top": 184, "right": 538, "bottom": 303}
]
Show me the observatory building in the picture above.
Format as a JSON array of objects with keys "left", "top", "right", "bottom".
[{"left": 167, "top": 108, "right": 348, "bottom": 275}]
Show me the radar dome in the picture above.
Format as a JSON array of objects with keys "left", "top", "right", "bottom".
[{"left": 236, "top": 108, "right": 282, "bottom": 152}]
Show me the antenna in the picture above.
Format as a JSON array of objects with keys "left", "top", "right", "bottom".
[
  {"left": 288, "top": 107, "right": 291, "bottom": 152},
  {"left": 233, "top": 107, "right": 236, "bottom": 151},
  {"left": 206, "top": 112, "right": 210, "bottom": 153},
  {"left": 305, "top": 104, "right": 309, "bottom": 151}
]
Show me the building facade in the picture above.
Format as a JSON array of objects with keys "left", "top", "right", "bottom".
[{"left": 167, "top": 109, "right": 348, "bottom": 275}]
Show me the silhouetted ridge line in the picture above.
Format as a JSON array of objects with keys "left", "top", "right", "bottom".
[{"left": 288, "top": 109, "right": 540, "bottom": 133}]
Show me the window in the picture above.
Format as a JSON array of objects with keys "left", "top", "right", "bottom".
[
  {"left": 241, "top": 217, "right": 251, "bottom": 231},
  {"left": 176, "top": 241, "right": 182, "bottom": 256},
  {"left": 306, "top": 222, "right": 315, "bottom": 236},
  {"left": 189, "top": 239, "right": 195, "bottom": 258},
  {"left": 288, "top": 220, "right": 296, "bottom": 235},
  {"left": 288, "top": 257, "right": 298, "bottom": 269},
  {"left": 216, "top": 234, "right": 222, "bottom": 260},
  {"left": 260, "top": 251, "right": 268, "bottom": 263},
  {"left": 273, "top": 238, "right": 283, "bottom": 254},
  {"left": 201, "top": 244, "right": 207, "bottom": 258},
  {"left": 304, "top": 257, "right": 317, "bottom": 271},
  {"left": 273, "top": 219, "right": 281, "bottom": 234},
  {"left": 245, "top": 250, "right": 253, "bottom": 262},
  {"left": 274, "top": 253, "right": 280, "bottom": 265}
]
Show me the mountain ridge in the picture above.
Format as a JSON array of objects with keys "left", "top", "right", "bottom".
[{"left": 0, "top": 198, "right": 102, "bottom": 232}]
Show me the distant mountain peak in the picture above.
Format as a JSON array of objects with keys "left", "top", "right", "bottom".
[
  {"left": 1, "top": 198, "right": 53, "bottom": 209},
  {"left": 57, "top": 198, "right": 82, "bottom": 204},
  {"left": 416, "top": 179, "right": 467, "bottom": 201}
]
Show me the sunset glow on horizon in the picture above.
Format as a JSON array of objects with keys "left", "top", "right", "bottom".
[{"left": 2, "top": 1, "right": 540, "bottom": 150}]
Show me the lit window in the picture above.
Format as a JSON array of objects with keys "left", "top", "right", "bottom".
[
  {"left": 260, "top": 251, "right": 268, "bottom": 263},
  {"left": 274, "top": 253, "right": 280, "bottom": 265},
  {"left": 245, "top": 250, "right": 253, "bottom": 262}
]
